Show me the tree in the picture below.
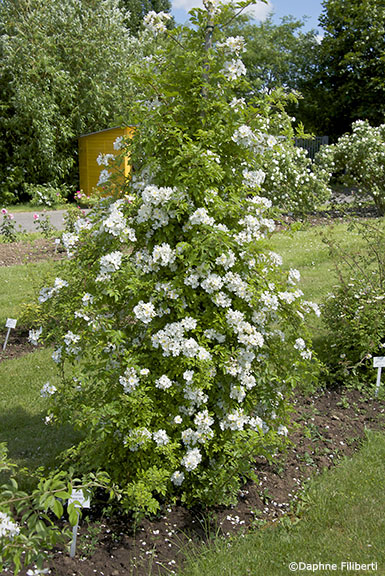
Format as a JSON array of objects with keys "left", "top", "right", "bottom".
[
  {"left": 238, "top": 16, "right": 319, "bottom": 95},
  {"left": 0, "top": 0, "right": 142, "bottom": 202},
  {"left": 299, "top": 0, "right": 385, "bottom": 140}
]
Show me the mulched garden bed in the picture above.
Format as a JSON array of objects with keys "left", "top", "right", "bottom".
[
  {"left": 0, "top": 327, "right": 42, "bottom": 363},
  {"left": 0, "top": 238, "right": 63, "bottom": 267},
  {"left": 18, "top": 387, "right": 382, "bottom": 576}
]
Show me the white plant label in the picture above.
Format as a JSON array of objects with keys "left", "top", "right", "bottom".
[
  {"left": 2, "top": 318, "right": 17, "bottom": 351},
  {"left": 69, "top": 490, "right": 91, "bottom": 558},
  {"left": 68, "top": 489, "right": 91, "bottom": 509},
  {"left": 373, "top": 357, "right": 384, "bottom": 397}
]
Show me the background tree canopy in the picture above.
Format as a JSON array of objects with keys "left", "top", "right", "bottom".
[
  {"left": 238, "top": 16, "right": 319, "bottom": 96},
  {"left": 297, "top": 0, "right": 385, "bottom": 140},
  {"left": 0, "top": 0, "right": 153, "bottom": 202},
  {"left": 0, "top": 0, "right": 384, "bottom": 203}
]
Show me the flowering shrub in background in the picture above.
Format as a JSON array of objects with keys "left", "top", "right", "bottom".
[
  {"left": 25, "top": 184, "right": 69, "bottom": 208},
  {"left": 316, "top": 120, "right": 385, "bottom": 215},
  {"left": 261, "top": 137, "right": 330, "bottom": 214},
  {"left": 74, "top": 190, "right": 100, "bottom": 208},
  {"left": 38, "top": 0, "right": 320, "bottom": 516},
  {"left": 322, "top": 219, "right": 385, "bottom": 385}
]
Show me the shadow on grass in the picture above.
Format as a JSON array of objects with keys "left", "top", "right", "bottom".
[{"left": 0, "top": 404, "right": 82, "bottom": 474}]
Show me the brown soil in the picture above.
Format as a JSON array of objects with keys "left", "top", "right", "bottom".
[
  {"left": 36, "top": 388, "right": 384, "bottom": 576},
  {"left": 0, "top": 238, "right": 63, "bottom": 267},
  {"left": 0, "top": 327, "right": 43, "bottom": 362}
]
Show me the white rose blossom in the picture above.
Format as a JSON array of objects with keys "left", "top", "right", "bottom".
[
  {"left": 143, "top": 10, "right": 171, "bottom": 34},
  {"left": 0, "top": 512, "right": 20, "bottom": 539},
  {"left": 133, "top": 301, "right": 157, "bottom": 324}
]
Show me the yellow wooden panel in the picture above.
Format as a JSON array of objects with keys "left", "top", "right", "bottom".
[{"left": 78, "top": 126, "right": 134, "bottom": 196}]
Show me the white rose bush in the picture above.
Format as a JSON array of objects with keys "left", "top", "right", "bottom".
[
  {"left": 38, "top": 0, "right": 321, "bottom": 517},
  {"left": 321, "top": 218, "right": 385, "bottom": 385},
  {"left": 316, "top": 120, "right": 385, "bottom": 215}
]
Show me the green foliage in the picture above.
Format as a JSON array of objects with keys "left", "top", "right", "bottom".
[
  {"left": 36, "top": 3, "right": 320, "bottom": 516},
  {"left": 316, "top": 120, "right": 385, "bottom": 215},
  {"left": 0, "top": 0, "right": 142, "bottom": 200},
  {"left": 299, "top": 0, "right": 385, "bottom": 139},
  {"left": 0, "top": 443, "right": 112, "bottom": 574},
  {"left": 119, "top": 0, "right": 172, "bottom": 34},
  {"left": 238, "top": 16, "right": 320, "bottom": 95},
  {"left": 26, "top": 184, "right": 69, "bottom": 209},
  {"left": 74, "top": 190, "right": 102, "bottom": 209},
  {"left": 322, "top": 219, "right": 385, "bottom": 385}
]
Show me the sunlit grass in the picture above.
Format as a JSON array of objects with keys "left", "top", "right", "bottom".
[
  {"left": 269, "top": 220, "right": 367, "bottom": 303},
  {"left": 268, "top": 220, "right": 371, "bottom": 348},
  {"left": 0, "top": 259, "right": 59, "bottom": 325},
  {"left": 3, "top": 203, "right": 69, "bottom": 213}
]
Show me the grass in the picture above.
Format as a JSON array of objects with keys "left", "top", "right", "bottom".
[
  {"left": 180, "top": 431, "right": 385, "bottom": 576},
  {"left": 0, "top": 348, "right": 80, "bottom": 472},
  {"left": 269, "top": 220, "right": 366, "bottom": 303},
  {"left": 3, "top": 202, "right": 69, "bottom": 213},
  {"left": 268, "top": 220, "right": 371, "bottom": 346},
  {"left": 0, "top": 259, "right": 59, "bottom": 324}
]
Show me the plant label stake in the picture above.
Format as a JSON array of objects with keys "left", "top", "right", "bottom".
[
  {"left": 373, "top": 357, "right": 385, "bottom": 397},
  {"left": 2, "top": 318, "right": 17, "bottom": 351},
  {"left": 68, "top": 489, "right": 91, "bottom": 558}
]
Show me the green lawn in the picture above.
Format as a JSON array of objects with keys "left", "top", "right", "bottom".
[
  {"left": 269, "top": 220, "right": 365, "bottom": 303},
  {"left": 0, "top": 259, "right": 59, "bottom": 325},
  {"left": 3, "top": 203, "right": 69, "bottom": 213},
  {"left": 180, "top": 431, "right": 385, "bottom": 576},
  {"left": 268, "top": 220, "right": 370, "bottom": 346},
  {"left": 0, "top": 348, "right": 80, "bottom": 472}
]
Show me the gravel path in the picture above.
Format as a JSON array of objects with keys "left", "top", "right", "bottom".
[{"left": 11, "top": 209, "right": 68, "bottom": 232}]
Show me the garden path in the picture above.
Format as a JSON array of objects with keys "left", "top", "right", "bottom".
[{"left": 12, "top": 209, "right": 67, "bottom": 232}]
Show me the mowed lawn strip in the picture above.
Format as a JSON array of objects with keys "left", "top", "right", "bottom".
[
  {"left": 268, "top": 220, "right": 370, "bottom": 344},
  {"left": 0, "top": 259, "right": 59, "bottom": 325},
  {"left": 180, "top": 431, "right": 385, "bottom": 576},
  {"left": 0, "top": 348, "right": 81, "bottom": 471},
  {"left": 269, "top": 220, "right": 367, "bottom": 303}
]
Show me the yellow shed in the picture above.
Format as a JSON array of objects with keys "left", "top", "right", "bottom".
[{"left": 78, "top": 126, "right": 134, "bottom": 196}]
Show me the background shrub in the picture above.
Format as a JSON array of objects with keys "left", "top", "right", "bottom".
[
  {"left": 316, "top": 120, "right": 385, "bottom": 215},
  {"left": 322, "top": 219, "right": 385, "bottom": 385}
]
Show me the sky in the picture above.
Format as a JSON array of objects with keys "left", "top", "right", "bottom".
[{"left": 171, "top": 0, "right": 324, "bottom": 32}]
